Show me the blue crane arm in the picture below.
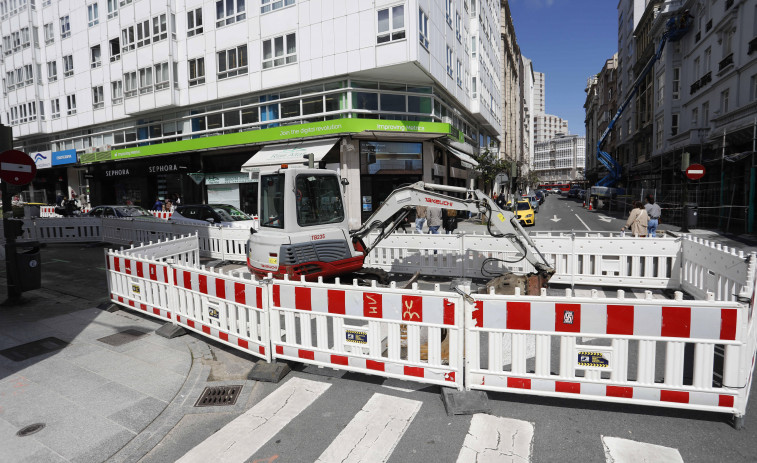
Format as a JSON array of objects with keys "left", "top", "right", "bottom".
[{"left": 594, "top": 10, "right": 692, "bottom": 188}]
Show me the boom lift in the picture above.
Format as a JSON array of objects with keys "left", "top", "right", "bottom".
[
  {"left": 595, "top": 10, "right": 692, "bottom": 188},
  {"left": 247, "top": 166, "right": 554, "bottom": 293}
]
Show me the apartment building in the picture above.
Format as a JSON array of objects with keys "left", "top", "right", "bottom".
[
  {"left": 0, "top": 0, "right": 502, "bottom": 227},
  {"left": 533, "top": 113, "right": 568, "bottom": 145},
  {"left": 520, "top": 54, "right": 533, "bottom": 175},
  {"left": 533, "top": 69, "right": 543, "bottom": 114},
  {"left": 532, "top": 133, "right": 585, "bottom": 183},
  {"left": 583, "top": 53, "right": 618, "bottom": 185}
]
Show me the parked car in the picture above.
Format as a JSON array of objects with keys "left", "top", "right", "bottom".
[
  {"left": 539, "top": 189, "right": 549, "bottom": 197},
  {"left": 513, "top": 200, "right": 535, "bottom": 226},
  {"left": 551, "top": 188, "right": 561, "bottom": 194},
  {"left": 169, "top": 204, "right": 257, "bottom": 228},
  {"left": 89, "top": 205, "right": 161, "bottom": 220},
  {"left": 521, "top": 194, "right": 539, "bottom": 213},
  {"left": 567, "top": 188, "right": 581, "bottom": 198},
  {"left": 534, "top": 190, "right": 545, "bottom": 204}
]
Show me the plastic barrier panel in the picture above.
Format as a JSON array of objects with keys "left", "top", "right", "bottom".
[
  {"left": 172, "top": 264, "right": 270, "bottom": 362},
  {"left": 107, "top": 251, "right": 174, "bottom": 322},
  {"left": 464, "top": 286, "right": 753, "bottom": 420},
  {"left": 270, "top": 276, "right": 464, "bottom": 390},
  {"left": 121, "top": 234, "right": 201, "bottom": 266},
  {"left": 681, "top": 236, "right": 752, "bottom": 302}
]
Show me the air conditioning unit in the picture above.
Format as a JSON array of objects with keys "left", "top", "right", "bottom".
[{"left": 84, "top": 146, "right": 97, "bottom": 154}]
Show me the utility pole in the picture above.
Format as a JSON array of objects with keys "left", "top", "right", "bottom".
[{"left": 0, "top": 124, "right": 21, "bottom": 302}]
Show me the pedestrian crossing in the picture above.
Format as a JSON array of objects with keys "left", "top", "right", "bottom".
[{"left": 177, "top": 377, "right": 686, "bottom": 463}]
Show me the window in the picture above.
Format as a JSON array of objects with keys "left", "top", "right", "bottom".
[
  {"left": 671, "top": 113, "right": 678, "bottom": 136},
  {"left": 47, "top": 60, "right": 57, "bottom": 82},
  {"left": 656, "top": 74, "right": 663, "bottom": 106},
  {"left": 295, "top": 174, "right": 344, "bottom": 226},
  {"left": 691, "top": 107, "right": 698, "bottom": 127},
  {"left": 704, "top": 47, "right": 711, "bottom": 72},
  {"left": 472, "top": 76, "right": 477, "bottom": 98},
  {"left": 23, "top": 64, "right": 32, "bottom": 84},
  {"left": 109, "top": 37, "right": 120, "bottom": 61},
  {"left": 120, "top": 0, "right": 133, "bottom": 6},
  {"left": 455, "top": 11, "right": 461, "bottom": 42},
  {"left": 63, "top": 55, "right": 73, "bottom": 77},
  {"left": 189, "top": 57, "right": 205, "bottom": 86},
  {"left": 154, "top": 62, "right": 169, "bottom": 90},
  {"left": 44, "top": 22, "right": 53, "bottom": 44},
  {"left": 136, "top": 19, "right": 150, "bottom": 47},
  {"left": 121, "top": 26, "right": 134, "bottom": 52},
  {"left": 445, "top": 0, "right": 452, "bottom": 26},
  {"left": 66, "top": 94, "right": 76, "bottom": 115},
  {"left": 20, "top": 27, "right": 30, "bottom": 48},
  {"left": 51, "top": 98, "right": 60, "bottom": 119},
  {"left": 456, "top": 59, "right": 462, "bottom": 87},
  {"left": 92, "top": 86, "right": 104, "bottom": 109},
  {"left": 261, "top": 174, "right": 284, "bottom": 228},
  {"left": 702, "top": 101, "right": 709, "bottom": 126},
  {"left": 60, "top": 15, "right": 70, "bottom": 39},
  {"left": 446, "top": 46, "right": 453, "bottom": 76},
  {"left": 377, "top": 5, "right": 404, "bottom": 44},
  {"left": 723, "top": 29, "right": 733, "bottom": 56},
  {"left": 261, "top": 0, "right": 294, "bottom": 14},
  {"left": 152, "top": 13, "right": 167, "bottom": 42},
  {"left": 419, "top": 8, "right": 428, "bottom": 49},
  {"left": 187, "top": 8, "right": 202, "bottom": 36},
  {"left": 107, "top": 0, "right": 118, "bottom": 19},
  {"left": 216, "top": 0, "right": 246, "bottom": 27},
  {"left": 2, "top": 36, "right": 10, "bottom": 55},
  {"left": 111, "top": 80, "right": 122, "bottom": 103},
  {"left": 693, "top": 57, "right": 700, "bottom": 78},
  {"left": 471, "top": 36, "right": 476, "bottom": 57},
  {"left": 672, "top": 67, "right": 680, "bottom": 99},
  {"left": 217, "top": 44, "right": 248, "bottom": 78},
  {"left": 720, "top": 89, "right": 729, "bottom": 114},
  {"left": 88, "top": 3, "right": 99, "bottom": 27},
  {"left": 262, "top": 34, "right": 295, "bottom": 69},
  {"left": 27, "top": 102, "right": 36, "bottom": 121},
  {"left": 124, "top": 71, "right": 137, "bottom": 97},
  {"left": 139, "top": 66, "right": 153, "bottom": 93},
  {"left": 90, "top": 45, "right": 101, "bottom": 68}
]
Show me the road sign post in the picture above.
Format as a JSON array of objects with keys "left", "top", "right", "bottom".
[
  {"left": 685, "top": 164, "right": 706, "bottom": 181},
  {"left": 0, "top": 130, "right": 36, "bottom": 304}
]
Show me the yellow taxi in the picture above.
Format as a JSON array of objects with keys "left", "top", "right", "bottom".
[{"left": 513, "top": 200, "right": 535, "bottom": 226}]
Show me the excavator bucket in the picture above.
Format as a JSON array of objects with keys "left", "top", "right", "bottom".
[{"left": 484, "top": 271, "right": 552, "bottom": 296}]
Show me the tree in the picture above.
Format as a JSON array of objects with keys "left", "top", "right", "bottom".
[{"left": 472, "top": 149, "right": 510, "bottom": 195}]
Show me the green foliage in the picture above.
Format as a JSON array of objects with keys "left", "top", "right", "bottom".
[{"left": 472, "top": 149, "right": 510, "bottom": 193}]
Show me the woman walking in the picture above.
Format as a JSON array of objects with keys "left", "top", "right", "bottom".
[{"left": 621, "top": 201, "right": 649, "bottom": 237}]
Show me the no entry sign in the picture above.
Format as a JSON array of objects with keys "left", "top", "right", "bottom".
[
  {"left": 686, "top": 163, "right": 706, "bottom": 180},
  {"left": 0, "top": 150, "right": 37, "bottom": 185}
]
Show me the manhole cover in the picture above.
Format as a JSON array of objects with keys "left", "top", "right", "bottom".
[
  {"left": 17, "top": 423, "right": 45, "bottom": 437},
  {"left": 194, "top": 385, "right": 243, "bottom": 407},
  {"left": 97, "top": 329, "right": 149, "bottom": 346},
  {"left": 0, "top": 337, "right": 68, "bottom": 362}
]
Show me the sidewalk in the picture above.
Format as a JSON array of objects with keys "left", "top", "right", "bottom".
[{"left": 0, "top": 243, "right": 261, "bottom": 463}]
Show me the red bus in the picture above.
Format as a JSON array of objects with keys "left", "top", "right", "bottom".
[{"left": 538, "top": 183, "right": 570, "bottom": 193}]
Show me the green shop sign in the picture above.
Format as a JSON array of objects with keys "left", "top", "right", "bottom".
[{"left": 80, "top": 118, "right": 457, "bottom": 164}]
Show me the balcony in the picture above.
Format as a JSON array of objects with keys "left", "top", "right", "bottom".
[
  {"left": 718, "top": 53, "right": 734, "bottom": 72},
  {"left": 689, "top": 72, "right": 711, "bottom": 95}
]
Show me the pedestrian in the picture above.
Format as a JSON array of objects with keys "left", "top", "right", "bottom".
[
  {"left": 415, "top": 205, "right": 427, "bottom": 233},
  {"left": 443, "top": 209, "right": 458, "bottom": 234},
  {"left": 644, "top": 194, "right": 661, "bottom": 237},
  {"left": 426, "top": 207, "right": 442, "bottom": 234},
  {"left": 164, "top": 199, "right": 174, "bottom": 213},
  {"left": 621, "top": 201, "right": 649, "bottom": 237},
  {"left": 496, "top": 193, "right": 507, "bottom": 210},
  {"left": 153, "top": 196, "right": 164, "bottom": 211}
]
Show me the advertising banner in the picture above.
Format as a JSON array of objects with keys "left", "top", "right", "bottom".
[
  {"left": 52, "top": 149, "right": 77, "bottom": 166},
  {"left": 32, "top": 150, "right": 52, "bottom": 169}
]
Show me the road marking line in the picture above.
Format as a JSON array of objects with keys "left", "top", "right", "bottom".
[
  {"left": 456, "top": 414, "right": 534, "bottom": 463},
  {"left": 177, "top": 377, "right": 330, "bottom": 463},
  {"left": 602, "top": 436, "right": 683, "bottom": 463},
  {"left": 574, "top": 214, "right": 591, "bottom": 231},
  {"left": 315, "top": 393, "right": 421, "bottom": 463}
]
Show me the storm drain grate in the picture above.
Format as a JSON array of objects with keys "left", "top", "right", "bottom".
[
  {"left": 0, "top": 337, "right": 68, "bottom": 362},
  {"left": 194, "top": 385, "right": 243, "bottom": 407},
  {"left": 97, "top": 329, "right": 149, "bottom": 346}
]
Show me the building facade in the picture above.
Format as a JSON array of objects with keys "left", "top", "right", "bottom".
[
  {"left": 0, "top": 0, "right": 502, "bottom": 228},
  {"left": 520, "top": 54, "right": 534, "bottom": 178},
  {"left": 533, "top": 133, "right": 585, "bottom": 183},
  {"left": 533, "top": 70, "right": 544, "bottom": 114},
  {"left": 584, "top": 53, "right": 618, "bottom": 185},
  {"left": 533, "top": 113, "right": 568, "bottom": 144}
]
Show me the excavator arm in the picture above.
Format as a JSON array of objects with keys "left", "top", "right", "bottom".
[{"left": 350, "top": 182, "right": 555, "bottom": 286}]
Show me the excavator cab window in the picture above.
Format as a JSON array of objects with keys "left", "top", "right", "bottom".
[
  {"left": 295, "top": 174, "right": 344, "bottom": 226},
  {"left": 261, "top": 173, "right": 285, "bottom": 228}
]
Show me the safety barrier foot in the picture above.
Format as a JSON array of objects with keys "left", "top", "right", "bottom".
[
  {"left": 440, "top": 388, "right": 491, "bottom": 416},
  {"left": 155, "top": 322, "right": 187, "bottom": 339},
  {"left": 97, "top": 301, "right": 120, "bottom": 313},
  {"left": 733, "top": 414, "right": 745, "bottom": 430},
  {"left": 248, "top": 361, "right": 291, "bottom": 383}
]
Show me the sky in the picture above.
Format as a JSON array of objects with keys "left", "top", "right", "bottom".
[{"left": 508, "top": 0, "right": 620, "bottom": 137}]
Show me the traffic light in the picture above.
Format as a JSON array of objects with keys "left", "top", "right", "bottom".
[{"left": 4, "top": 219, "right": 25, "bottom": 240}]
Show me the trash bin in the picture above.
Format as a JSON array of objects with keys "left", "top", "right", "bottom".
[
  {"left": 15, "top": 243, "right": 41, "bottom": 292},
  {"left": 685, "top": 203, "right": 698, "bottom": 229}
]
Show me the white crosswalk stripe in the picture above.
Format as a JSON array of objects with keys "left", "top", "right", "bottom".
[
  {"left": 176, "top": 377, "right": 330, "bottom": 463},
  {"left": 602, "top": 436, "right": 684, "bottom": 463},
  {"left": 315, "top": 393, "right": 422, "bottom": 463},
  {"left": 457, "top": 414, "right": 534, "bottom": 463}
]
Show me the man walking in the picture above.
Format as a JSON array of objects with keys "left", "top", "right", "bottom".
[
  {"left": 426, "top": 207, "right": 442, "bottom": 234},
  {"left": 645, "top": 195, "right": 661, "bottom": 237},
  {"left": 415, "top": 205, "right": 427, "bottom": 233}
]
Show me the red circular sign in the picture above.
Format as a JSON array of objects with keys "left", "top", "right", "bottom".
[
  {"left": 0, "top": 150, "right": 37, "bottom": 185},
  {"left": 686, "top": 163, "right": 706, "bottom": 180}
]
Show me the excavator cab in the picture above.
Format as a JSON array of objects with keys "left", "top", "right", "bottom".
[{"left": 247, "top": 167, "right": 365, "bottom": 280}]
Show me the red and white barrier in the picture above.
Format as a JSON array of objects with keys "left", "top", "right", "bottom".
[{"left": 106, "top": 253, "right": 174, "bottom": 322}]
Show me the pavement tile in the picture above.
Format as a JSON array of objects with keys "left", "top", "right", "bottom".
[
  {"left": 69, "top": 428, "right": 135, "bottom": 463},
  {"left": 68, "top": 380, "right": 156, "bottom": 422},
  {"left": 107, "top": 396, "right": 169, "bottom": 433},
  {"left": 0, "top": 418, "right": 67, "bottom": 463},
  {"left": 123, "top": 339, "right": 192, "bottom": 376},
  {"left": 10, "top": 356, "right": 111, "bottom": 400}
]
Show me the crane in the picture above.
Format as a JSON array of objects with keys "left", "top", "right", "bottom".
[{"left": 595, "top": 10, "right": 693, "bottom": 188}]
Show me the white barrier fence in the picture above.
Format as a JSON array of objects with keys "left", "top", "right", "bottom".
[{"left": 102, "top": 234, "right": 757, "bottom": 423}]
